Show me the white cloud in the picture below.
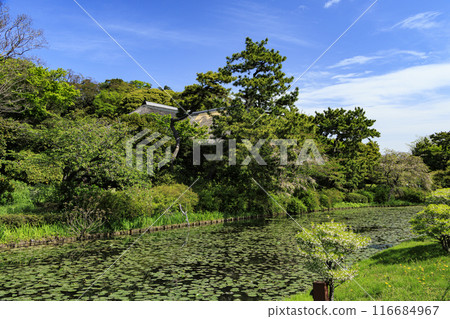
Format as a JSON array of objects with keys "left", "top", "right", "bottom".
[
  {"left": 297, "top": 63, "right": 450, "bottom": 151},
  {"left": 392, "top": 12, "right": 441, "bottom": 30},
  {"left": 330, "top": 55, "right": 378, "bottom": 68},
  {"left": 107, "top": 24, "right": 215, "bottom": 45},
  {"left": 391, "top": 50, "right": 427, "bottom": 59},
  {"left": 329, "top": 50, "right": 427, "bottom": 68},
  {"left": 269, "top": 33, "right": 312, "bottom": 47},
  {"left": 331, "top": 71, "right": 372, "bottom": 81},
  {"left": 324, "top": 0, "right": 341, "bottom": 9}
]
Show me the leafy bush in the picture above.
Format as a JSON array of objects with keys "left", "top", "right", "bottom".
[
  {"left": 196, "top": 186, "right": 222, "bottom": 213},
  {"left": 426, "top": 188, "right": 450, "bottom": 205},
  {"left": 0, "top": 212, "right": 63, "bottom": 227},
  {"left": 373, "top": 185, "right": 390, "bottom": 203},
  {"left": 321, "top": 189, "right": 344, "bottom": 206},
  {"left": 296, "top": 221, "right": 371, "bottom": 300},
  {"left": 196, "top": 182, "right": 267, "bottom": 216},
  {"left": 0, "top": 174, "right": 13, "bottom": 199},
  {"left": 0, "top": 180, "right": 33, "bottom": 206},
  {"left": 287, "top": 196, "right": 307, "bottom": 214},
  {"left": 295, "top": 189, "right": 321, "bottom": 212},
  {"left": 410, "top": 204, "right": 450, "bottom": 252},
  {"left": 432, "top": 169, "right": 450, "bottom": 189},
  {"left": 0, "top": 214, "right": 44, "bottom": 227},
  {"left": 345, "top": 192, "right": 368, "bottom": 204},
  {"left": 148, "top": 184, "right": 199, "bottom": 215},
  {"left": 356, "top": 190, "right": 375, "bottom": 203},
  {"left": 98, "top": 184, "right": 199, "bottom": 225},
  {"left": 97, "top": 190, "right": 135, "bottom": 222},
  {"left": 319, "top": 193, "right": 331, "bottom": 209},
  {"left": 397, "top": 187, "right": 427, "bottom": 203},
  {"left": 268, "top": 192, "right": 290, "bottom": 215}
]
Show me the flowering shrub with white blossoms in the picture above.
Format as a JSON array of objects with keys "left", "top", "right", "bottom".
[{"left": 296, "top": 221, "right": 371, "bottom": 300}]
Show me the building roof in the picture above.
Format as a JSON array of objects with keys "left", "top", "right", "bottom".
[
  {"left": 130, "top": 101, "right": 179, "bottom": 117},
  {"left": 130, "top": 101, "right": 223, "bottom": 128}
]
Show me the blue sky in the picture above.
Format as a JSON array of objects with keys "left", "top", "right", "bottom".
[{"left": 7, "top": 0, "right": 450, "bottom": 152}]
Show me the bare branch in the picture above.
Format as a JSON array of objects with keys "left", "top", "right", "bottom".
[{"left": 0, "top": 3, "right": 47, "bottom": 59}]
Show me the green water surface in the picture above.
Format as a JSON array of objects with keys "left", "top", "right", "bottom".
[{"left": 0, "top": 206, "right": 422, "bottom": 300}]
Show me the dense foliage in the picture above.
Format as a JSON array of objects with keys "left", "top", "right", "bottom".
[
  {"left": 410, "top": 203, "right": 450, "bottom": 252},
  {"left": 426, "top": 188, "right": 450, "bottom": 205},
  {"left": 411, "top": 132, "right": 450, "bottom": 188}
]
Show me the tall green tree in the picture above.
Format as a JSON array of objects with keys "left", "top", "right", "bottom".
[
  {"left": 411, "top": 131, "right": 450, "bottom": 171},
  {"left": 178, "top": 71, "right": 234, "bottom": 114},
  {"left": 1, "top": 60, "right": 79, "bottom": 120},
  {"left": 314, "top": 107, "right": 380, "bottom": 189},
  {"left": 22, "top": 66, "right": 80, "bottom": 120},
  {"left": 314, "top": 107, "right": 380, "bottom": 156},
  {"left": 411, "top": 132, "right": 450, "bottom": 188},
  {"left": 220, "top": 37, "right": 299, "bottom": 114}
]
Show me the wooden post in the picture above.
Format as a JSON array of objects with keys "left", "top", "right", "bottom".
[{"left": 312, "top": 281, "right": 329, "bottom": 301}]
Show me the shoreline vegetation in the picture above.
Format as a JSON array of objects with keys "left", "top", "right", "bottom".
[
  {"left": 0, "top": 203, "right": 421, "bottom": 248},
  {"left": 285, "top": 237, "right": 450, "bottom": 301}
]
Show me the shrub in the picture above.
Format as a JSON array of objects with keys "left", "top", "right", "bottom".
[
  {"left": 268, "top": 192, "right": 290, "bottom": 215},
  {"left": 397, "top": 187, "right": 427, "bottom": 203},
  {"left": 296, "top": 221, "right": 371, "bottom": 300},
  {"left": 65, "top": 205, "right": 106, "bottom": 237},
  {"left": 319, "top": 194, "right": 331, "bottom": 209},
  {"left": 196, "top": 183, "right": 261, "bottom": 216},
  {"left": 148, "top": 184, "right": 199, "bottom": 215},
  {"left": 30, "top": 184, "right": 59, "bottom": 206},
  {"left": 373, "top": 185, "right": 390, "bottom": 203},
  {"left": 0, "top": 180, "right": 33, "bottom": 206},
  {"left": 356, "top": 190, "right": 375, "bottom": 203},
  {"left": 345, "top": 192, "right": 368, "bottom": 204},
  {"left": 294, "top": 189, "right": 321, "bottom": 212},
  {"left": 426, "top": 188, "right": 450, "bottom": 205},
  {"left": 287, "top": 197, "right": 307, "bottom": 214},
  {"left": 431, "top": 166, "right": 450, "bottom": 189},
  {"left": 0, "top": 214, "right": 44, "bottom": 227},
  {"left": 321, "top": 189, "right": 344, "bottom": 206},
  {"left": 0, "top": 174, "right": 13, "bottom": 198},
  {"left": 97, "top": 184, "right": 199, "bottom": 225},
  {"left": 410, "top": 204, "right": 450, "bottom": 252},
  {"left": 196, "top": 186, "right": 222, "bottom": 213}
]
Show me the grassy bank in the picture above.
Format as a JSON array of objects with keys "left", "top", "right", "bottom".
[
  {"left": 1, "top": 203, "right": 421, "bottom": 245},
  {"left": 285, "top": 238, "right": 450, "bottom": 301},
  {"left": 0, "top": 201, "right": 421, "bottom": 245},
  {"left": 0, "top": 209, "right": 269, "bottom": 244}
]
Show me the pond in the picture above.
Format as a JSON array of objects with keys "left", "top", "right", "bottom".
[{"left": 0, "top": 206, "right": 422, "bottom": 301}]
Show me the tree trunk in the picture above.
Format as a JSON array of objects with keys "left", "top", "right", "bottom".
[
  {"left": 441, "top": 235, "right": 450, "bottom": 253},
  {"left": 329, "top": 281, "right": 335, "bottom": 301}
]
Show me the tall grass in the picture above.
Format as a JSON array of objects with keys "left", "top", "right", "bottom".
[{"left": 0, "top": 223, "right": 70, "bottom": 244}]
